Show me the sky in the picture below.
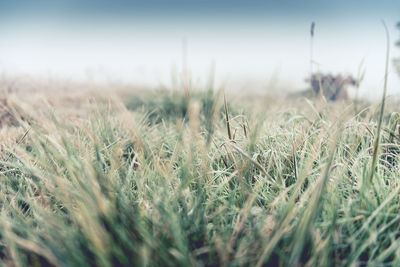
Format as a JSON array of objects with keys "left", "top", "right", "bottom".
[{"left": 0, "top": 0, "right": 399, "bottom": 98}]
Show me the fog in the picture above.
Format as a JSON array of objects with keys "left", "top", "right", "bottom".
[{"left": 0, "top": 1, "right": 399, "bottom": 99}]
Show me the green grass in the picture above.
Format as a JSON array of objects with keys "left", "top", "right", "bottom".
[{"left": 1, "top": 88, "right": 400, "bottom": 266}]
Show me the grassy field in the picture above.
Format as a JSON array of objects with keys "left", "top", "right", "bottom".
[{"left": 1, "top": 83, "right": 400, "bottom": 266}]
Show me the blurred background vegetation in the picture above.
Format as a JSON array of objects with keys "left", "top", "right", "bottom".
[{"left": 395, "top": 21, "right": 400, "bottom": 76}]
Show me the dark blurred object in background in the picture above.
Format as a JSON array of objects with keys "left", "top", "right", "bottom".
[{"left": 305, "top": 73, "right": 357, "bottom": 101}]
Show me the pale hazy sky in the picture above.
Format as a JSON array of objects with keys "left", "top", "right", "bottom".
[{"left": 0, "top": 0, "right": 399, "bottom": 98}]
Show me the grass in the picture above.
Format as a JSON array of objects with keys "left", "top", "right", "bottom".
[{"left": 1, "top": 83, "right": 400, "bottom": 266}]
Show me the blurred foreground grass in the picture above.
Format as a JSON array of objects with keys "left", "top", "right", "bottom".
[{"left": 1, "top": 85, "right": 400, "bottom": 266}]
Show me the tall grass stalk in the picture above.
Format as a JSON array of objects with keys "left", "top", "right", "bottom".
[{"left": 368, "top": 21, "right": 390, "bottom": 185}]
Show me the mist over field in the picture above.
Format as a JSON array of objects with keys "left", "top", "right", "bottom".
[
  {"left": 3, "top": 1, "right": 400, "bottom": 267},
  {"left": 0, "top": 0, "right": 399, "bottom": 98}
]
